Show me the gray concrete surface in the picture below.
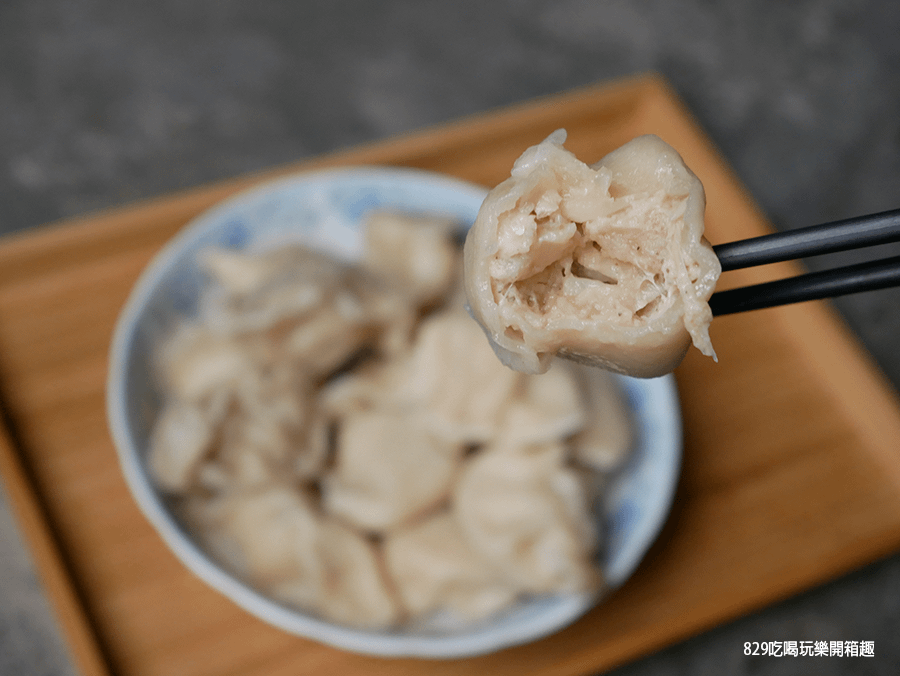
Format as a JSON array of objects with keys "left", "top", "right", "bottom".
[{"left": 1, "top": 1, "right": 899, "bottom": 674}]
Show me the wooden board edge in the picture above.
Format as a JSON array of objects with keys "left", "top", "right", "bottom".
[{"left": 0, "top": 414, "right": 113, "bottom": 676}]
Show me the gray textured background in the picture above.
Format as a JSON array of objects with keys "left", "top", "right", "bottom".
[{"left": 1, "top": 1, "right": 899, "bottom": 674}]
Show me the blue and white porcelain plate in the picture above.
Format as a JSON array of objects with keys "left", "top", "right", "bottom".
[{"left": 107, "top": 167, "right": 681, "bottom": 659}]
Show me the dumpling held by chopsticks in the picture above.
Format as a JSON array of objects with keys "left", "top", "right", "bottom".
[{"left": 464, "top": 131, "right": 721, "bottom": 378}]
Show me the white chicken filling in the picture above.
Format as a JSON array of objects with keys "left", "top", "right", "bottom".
[{"left": 491, "top": 171, "right": 698, "bottom": 332}]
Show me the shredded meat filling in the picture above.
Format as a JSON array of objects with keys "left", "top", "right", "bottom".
[{"left": 493, "top": 187, "right": 685, "bottom": 328}]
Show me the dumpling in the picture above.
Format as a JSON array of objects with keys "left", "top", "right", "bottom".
[
  {"left": 320, "top": 308, "right": 522, "bottom": 445},
  {"left": 178, "top": 487, "right": 322, "bottom": 592},
  {"left": 180, "top": 487, "right": 401, "bottom": 629},
  {"left": 570, "top": 367, "right": 633, "bottom": 473},
  {"left": 383, "top": 512, "right": 519, "bottom": 625},
  {"left": 464, "top": 131, "right": 721, "bottom": 377},
  {"left": 198, "top": 246, "right": 340, "bottom": 333},
  {"left": 498, "top": 360, "right": 586, "bottom": 446},
  {"left": 147, "top": 395, "right": 226, "bottom": 492},
  {"left": 197, "top": 366, "right": 326, "bottom": 491},
  {"left": 280, "top": 296, "right": 380, "bottom": 378},
  {"left": 271, "top": 519, "right": 402, "bottom": 629},
  {"left": 317, "top": 361, "right": 394, "bottom": 419},
  {"left": 362, "top": 211, "right": 459, "bottom": 307},
  {"left": 321, "top": 410, "right": 463, "bottom": 532},
  {"left": 453, "top": 441, "right": 599, "bottom": 595},
  {"left": 156, "top": 324, "right": 255, "bottom": 403},
  {"left": 389, "top": 309, "right": 523, "bottom": 444},
  {"left": 200, "top": 245, "right": 342, "bottom": 299}
]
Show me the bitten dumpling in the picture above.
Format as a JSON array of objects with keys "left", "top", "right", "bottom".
[{"left": 464, "top": 131, "right": 721, "bottom": 377}]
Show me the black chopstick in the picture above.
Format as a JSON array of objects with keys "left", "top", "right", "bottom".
[
  {"left": 709, "top": 209, "right": 900, "bottom": 316},
  {"left": 710, "top": 254, "right": 900, "bottom": 316},
  {"left": 713, "top": 208, "right": 900, "bottom": 271}
]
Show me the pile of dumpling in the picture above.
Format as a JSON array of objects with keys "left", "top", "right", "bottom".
[{"left": 148, "top": 211, "right": 633, "bottom": 631}]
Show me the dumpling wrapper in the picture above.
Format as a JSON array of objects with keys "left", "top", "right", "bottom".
[
  {"left": 147, "top": 396, "right": 226, "bottom": 492},
  {"left": 393, "top": 309, "right": 523, "bottom": 444},
  {"left": 464, "top": 131, "right": 721, "bottom": 377},
  {"left": 200, "top": 245, "right": 342, "bottom": 299},
  {"left": 570, "top": 367, "right": 633, "bottom": 473},
  {"left": 157, "top": 324, "right": 256, "bottom": 403},
  {"left": 322, "top": 410, "right": 463, "bottom": 532},
  {"left": 320, "top": 309, "right": 522, "bottom": 445},
  {"left": 362, "top": 211, "right": 459, "bottom": 307},
  {"left": 194, "top": 364, "right": 327, "bottom": 492},
  {"left": 498, "top": 360, "right": 586, "bottom": 446},
  {"left": 180, "top": 487, "right": 401, "bottom": 629},
  {"left": 383, "top": 511, "right": 519, "bottom": 625},
  {"left": 270, "top": 519, "right": 403, "bottom": 629},
  {"left": 178, "top": 487, "right": 322, "bottom": 590},
  {"left": 198, "top": 246, "right": 339, "bottom": 333},
  {"left": 453, "top": 441, "right": 599, "bottom": 595}
]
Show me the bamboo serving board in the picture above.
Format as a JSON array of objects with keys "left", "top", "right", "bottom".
[{"left": 2, "top": 74, "right": 900, "bottom": 676}]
